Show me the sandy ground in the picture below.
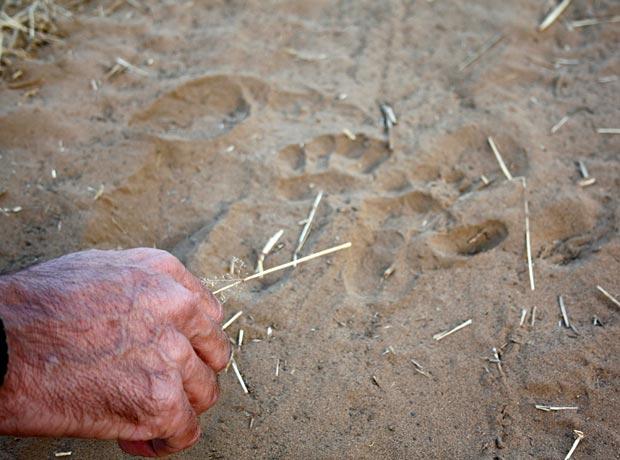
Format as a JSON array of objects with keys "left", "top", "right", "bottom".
[{"left": 1, "top": 0, "right": 620, "bottom": 458}]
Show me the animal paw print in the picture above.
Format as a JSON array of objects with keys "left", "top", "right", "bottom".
[
  {"left": 129, "top": 75, "right": 259, "bottom": 139},
  {"left": 275, "top": 132, "right": 391, "bottom": 200}
]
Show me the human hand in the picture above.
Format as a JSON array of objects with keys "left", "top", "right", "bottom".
[{"left": 0, "top": 248, "right": 230, "bottom": 457}]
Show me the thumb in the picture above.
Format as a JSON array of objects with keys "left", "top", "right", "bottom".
[
  {"left": 118, "top": 398, "right": 201, "bottom": 457},
  {"left": 117, "top": 440, "right": 158, "bottom": 457}
]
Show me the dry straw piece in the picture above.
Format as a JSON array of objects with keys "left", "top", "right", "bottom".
[
  {"left": 433, "top": 319, "right": 472, "bottom": 341},
  {"left": 571, "top": 15, "right": 620, "bottom": 28},
  {"left": 535, "top": 404, "right": 578, "bottom": 412},
  {"left": 551, "top": 115, "right": 569, "bottom": 134},
  {"left": 237, "top": 329, "right": 244, "bottom": 349},
  {"left": 342, "top": 128, "right": 356, "bottom": 140},
  {"left": 487, "top": 138, "right": 535, "bottom": 291},
  {"left": 105, "top": 56, "right": 149, "bottom": 79},
  {"left": 294, "top": 191, "right": 323, "bottom": 264},
  {"left": 256, "top": 228, "right": 284, "bottom": 275},
  {"left": 382, "top": 263, "right": 396, "bottom": 279},
  {"left": 213, "top": 241, "right": 352, "bottom": 295},
  {"left": 0, "top": 0, "right": 70, "bottom": 70},
  {"left": 564, "top": 430, "right": 585, "bottom": 460},
  {"left": 558, "top": 295, "right": 571, "bottom": 328},
  {"left": 458, "top": 33, "right": 503, "bottom": 72},
  {"left": 521, "top": 178, "right": 535, "bottom": 291},
  {"left": 380, "top": 103, "right": 397, "bottom": 151},
  {"left": 519, "top": 308, "right": 527, "bottom": 327},
  {"left": 577, "top": 160, "right": 596, "bottom": 187},
  {"left": 596, "top": 128, "right": 620, "bottom": 134},
  {"left": 410, "top": 359, "right": 431, "bottom": 378},
  {"left": 539, "top": 0, "right": 572, "bottom": 31},
  {"left": 222, "top": 310, "right": 243, "bottom": 330},
  {"left": 487, "top": 137, "right": 513, "bottom": 180},
  {"left": 597, "top": 285, "right": 620, "bottom": 309},
  {"left": 231, "top": 359, "right": 249, "bottom": 394},
  {"left": 489, "top": 347, "right": 504, "bottom": 377}
]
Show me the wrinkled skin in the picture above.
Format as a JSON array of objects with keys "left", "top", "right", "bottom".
[{"left": 0, "top": 248, "right": 231, "bottom": 457}]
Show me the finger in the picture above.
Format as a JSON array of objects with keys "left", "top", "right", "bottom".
[
  {"left": 147, "top": 292, "right": 229, "bottom": 373},
  {"left": 151, "top": 396, "right": 201, "bottom": 456},
  {"left": 184, "top": 310, "right": 232, "bottom": 372},
  {"left": 140, "top": 249, "right": 224, "bottom": 323},
  {"left": 182, "top": 350, "right": 221, "bottom": 413},
  {"left": 173, "top": 331, "right": 221, "bottom": 413},
  {"left": 118, "top": 408, "right": 201, "bottom": 458},
  {"left": 172, "top": 265, "right": 224, "bottom": 324},
  {"left": 118, "top": 439, "right": 157, "bottom": 457},
  {"left": 133, "top": 275, "right": 198, "bottom": 327}
]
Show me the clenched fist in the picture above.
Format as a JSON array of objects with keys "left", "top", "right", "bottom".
[{"left": 0, "top": 248, "right": 231, "bottom": 457}]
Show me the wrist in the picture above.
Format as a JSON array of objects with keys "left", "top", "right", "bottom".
[
  {"left": 0, "top": 315, "right": 7, "bottom": 387},
  {"left": 0, "top": 275, "right": 10, "bottom": 388},
  {"left": 0, "top": 275, "right": 27, "bottom": 435}
]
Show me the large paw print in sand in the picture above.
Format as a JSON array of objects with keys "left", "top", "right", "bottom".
[
  {"left": 130, "top": 75, "right": 253, "bottom": 140},
  {"left": 129, "top": 74, "right": 329, "bottom": 140},
  {"left": 275, "top": 133, "right": 391, "bottom": 200},
  {"left": 337, "top": 126, "right": 532, "bottom": 298}
]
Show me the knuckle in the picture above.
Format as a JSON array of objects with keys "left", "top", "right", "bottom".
[
  {"left": 151, "top": 251, "right": 183, "bottom": 273},
  {"left": 153, "top": 388, "right": 185, "bottom": 423},
  {"left": 125, "top": 247, "right": 160, "bottom": 261},
  {"left": 145, "top": 384, "right": 185, "bottom": 435},
  {"left": 192, "top": 385, "right": 218, "bottom": 414},
  {"left": 203, "top": 382, "right": 220, "bottom": 411},
  {"left": 163, "top": 329, "right": 194, "bottom": 365}
]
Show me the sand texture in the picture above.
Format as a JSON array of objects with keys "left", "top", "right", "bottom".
[{"left": 1, "top": 0, "right": 619, "bottom": 458}]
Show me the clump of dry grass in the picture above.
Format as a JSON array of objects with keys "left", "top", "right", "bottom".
[{"left": 0, "top": 0, "right": 77, "bottom": 72}]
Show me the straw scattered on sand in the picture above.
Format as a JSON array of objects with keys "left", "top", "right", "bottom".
[
  {"left": 0, "top": 206, "right": 23, "bottom": 214},
  {"left": 564, "top": 430, "right": 585, "bottom": 460},
  {"left": 256, "top": 228, "right": 284, "bottom": 276},
  {"left": 487, "top": 137, "right": 535, "bottom": 291},
  {"left": 487, "top": 137, "right": 513, "bottom": 180},
  {"left": 558, "top": 295, "right": 570, "bottom": 328},
  {"left": 535, "top": 404, "right": 578, "bottom": 412},
  {"left": 380, "top": 103, "right": 397, "bottom": 151},
  {"left": 539, "top": 0, "right": 572, "bottom": 32},
  {"left": 458, "top": 32, "right": 503, "bottom": 72},
  {"left": 577, "top": 160, "right": 596, "bottom": 187},
  {"left": 0, "top": 0, "right": 70, "bottom": 70},
  {"left": 222, "top": 310, "right": 243, "bottom": 330},
  {"left": 231, "top": 358, "right": 249, "bottom": 394},
  {"left": 410, "top": 359, "right": 431, "bottom": 378},
  {"left": 213, "top": 241, "right": 352, "bottom": 295},
  {"left": 433, "top": 319, "right": 472, "bottom": 341},
  {"left": 105, "top": 56, "right": 149, "bottom": 79},
  {"left": 596, "top": 128, "right": 620, "bottom": 135},
  {"left": 342, "top": 128, "right": 356, "bottom": 141},
  {"left": 596, "top": 285, "right": 620, "bottom": 309},
  {"left": 489, "top": 347, "right": 504, "bottom": 377},
  {"left": 571, "top": 15, "right": 620, "bottom": 28},
  {"left": 551, "top": 115, "right": 569, "bottom": 134},
  {"left": 294, "top": 190, "right": 323, "bottom": 264},
  {"left": 519, "top": 308, "right": 527, "bottom": 327}
]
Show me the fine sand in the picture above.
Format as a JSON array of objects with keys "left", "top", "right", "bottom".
[{"left": 1, "top": 1, "right": 619, "bottom": 458}]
